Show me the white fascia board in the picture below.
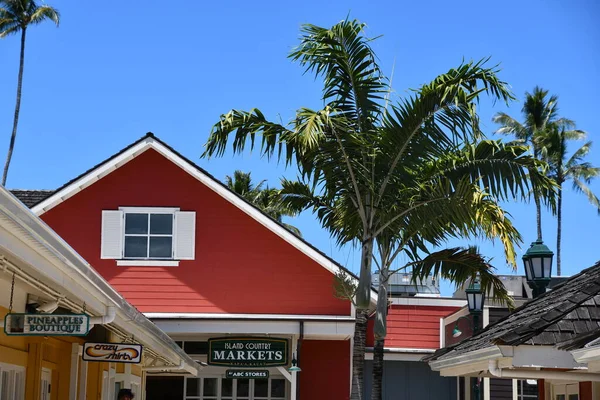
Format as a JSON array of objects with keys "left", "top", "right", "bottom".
[
  {"left": 31, "top": 137, "right": 377, "bottom": 307},
  {"left": 0, "top": 187, "right": 200, "bottom": 375},
  {"left": 572, "top": 345, "right": 600, "bottom": 363},
  {"left": 151, "top": 318, "right": 355, "bottom": 339},
  {"left": 429, "top": 346, "right": 503, "bottom": 371},
  {"left": 365, "top": 352, "right": 433, "bottom": 362},
  {"left": 390, "top": 297, "right": 467, "bottom": 307},
  {"left": 509, "top": 345, "right": 584, "bottom": 369}
]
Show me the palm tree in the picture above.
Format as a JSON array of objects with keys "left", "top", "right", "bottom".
[
  {"left": 493, "top": 86, "right": 569, "bottom": 240},
  {"left": 203, "top": 20, "right": 555, "bottom": 400},
  {"left": 225, "top": 170, "right": 302, "bottom": 236},
  {"left": 0, "top": 0, "right": 60, "bottom": 186},
  {"left": 539, "top": 127, "right": 600, "bottom": 275}
]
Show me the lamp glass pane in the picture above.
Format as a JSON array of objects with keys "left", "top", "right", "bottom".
[
  {"left": 523, "top": 258, "right": 533, "bottom": 281},
  {"left": 531, "top": 257, "right": 543, "bottom": 279},
  {"left": 475, "top": 293, "right": 483, "bottom": 311},
  {"left": 466, "top": 292, "right": 474, "bottom": 312},
  {"left": 543, "top": 256, "right": 552, "bottom": 278}
]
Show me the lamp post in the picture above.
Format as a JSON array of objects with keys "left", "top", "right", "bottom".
[{"left": 522, "top": 239, "right": 554, "bottom": 298}]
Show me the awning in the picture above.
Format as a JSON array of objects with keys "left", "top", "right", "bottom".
[{"left": 0, "top": 186, "right": 199, "bottom": 375}]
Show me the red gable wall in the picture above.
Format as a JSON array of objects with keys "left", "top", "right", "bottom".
[
  {"left": 40, "top": 148, "right": 350, "bottom": 315},
  {"left": 367, "top": 305, "right": 460, "bottom": 349}
]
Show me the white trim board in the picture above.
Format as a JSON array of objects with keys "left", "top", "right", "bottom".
[
  {"left": 32, "top": 135, "right": 377, "bottom": 306},
  {"left": 390, "top": 297, "right": 467, "bottom": 307}
]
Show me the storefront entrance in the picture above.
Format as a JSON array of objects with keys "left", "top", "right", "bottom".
[{"left": 184, "top": 376, "right": 288, "bottom": 400}]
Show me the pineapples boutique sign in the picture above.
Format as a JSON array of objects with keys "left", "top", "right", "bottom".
[
  {"left": 4, "top": 313, "right": 89, "bottom": 336},
  {"left": 208, "top": 337, "right": 288, "bottom": 367}
]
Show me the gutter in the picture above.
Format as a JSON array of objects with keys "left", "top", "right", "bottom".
[
  {"left": 0, "top": 187, "right": 199, "bottom": 376},
  {"left": 488, "top": 359, "right": 600, "bottom": 382},
  {"left": 429, "top": 346, "right": 503, "bottom": 371}
]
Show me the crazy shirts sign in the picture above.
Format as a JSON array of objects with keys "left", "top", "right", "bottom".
[
  {"left": 4, "top": 313, "right": 89, "bottom": 336},
  {"left": 208, "top": 337, "right": 288, "bottom": 367},
  {"left": 83, "top": 343, "right": 143, "bottom": 364}
]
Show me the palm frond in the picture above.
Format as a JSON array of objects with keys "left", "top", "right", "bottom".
[
  {"left": 289, "top": 19, "right": 386, "bottom": 129},
  {"left": 409, "top": 247, "right": 512, "bottom": 304},
  {"left": 29, "top": 4, "right": 59, "bottom": 26},
  {"left": 571, "top": 177, "right": 600, "bottom": 214}
]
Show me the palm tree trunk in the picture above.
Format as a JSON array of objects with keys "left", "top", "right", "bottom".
[
  {"left": 2, "top": 28, "right": 27, "bottom": 186},
  {"left": 371, "top": 265, "right": 389, "bottom": 400},
  {"left": 556, "top": 184, "right": 562, "bottom": 276},
  {"left": 351, "top": 308, "right": 369, "bottom": 400},
  {"left": 356, "top": 235, "right": 374, "bottom": 309},
  {"left": 534, "top": 193, "right": 543, "bottom": 240},
  {"left": 371, "top": 338, "right": 384, "bottom": 400}
]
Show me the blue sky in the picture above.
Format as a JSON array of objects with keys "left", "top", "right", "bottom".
[{"left": 0, "top": 0, "right": 598, "bottom": 295}]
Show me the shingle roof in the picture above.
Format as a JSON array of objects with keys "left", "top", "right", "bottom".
[
  {"left": 10, "top": 190, "right": 55, "bottom": 208},
  {"left": 429, "top": 261, "right": 600, "bottom": 362}
]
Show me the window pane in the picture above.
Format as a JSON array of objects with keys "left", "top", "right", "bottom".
[
  {"left": 186, "top": 378, "right": 200, "bottom": 396},
  {"left": 124, "top": 236, "right": 147, "bottom": 258},
  {"left": 254, "top": 379, "right": 268, "bottom": 397},
  {"left": 271, "top": 379, "right": 285, "bottom": 398},
  {"left": 221, "top": 378, "right": 233, "bottom": 397},
  {"left": 149, "top": 237, "right": 172, "bottom": 258},
  {"left": 568, "top": 396, "right": 578, "bottom": 400},
  {"left": 183, "top": 342, "right": 208, "bottom": 355},
  {"left": 522, "top": 380, "right": 538, "bottom": 396},
  {"left": 125, "top": 213, "right": 148, "bottom": 234},
  {"left": 150, "top": 214, "right": 173, "bottom": 234},
  {"left": 237, "top": 379, "right": 249, "bottom": 397},
  {"left": 204, "top": 378, "right": 217, "bottom": 396}
]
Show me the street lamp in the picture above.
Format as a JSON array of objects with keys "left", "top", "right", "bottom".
[
  {"left": 522, "top": 239, "right": 554, "bottom": 298},
  {"left": 452, "top": 276, "right": 485, "bottom": 337},
  {"left": 288, "top": 354, "right": 301, "bottom": 372}
]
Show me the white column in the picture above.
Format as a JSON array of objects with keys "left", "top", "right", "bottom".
[
  {"left": 69, "top": 343, "right": 80, "bottom": 400},
  {"left": 78, "top": 360, "right": 88, "bottom": 400},
  {"left": 484, "top": 377, "right": 490, "bottom": 400},
  {"left": 290, "top": 335, "right": 298, "bottom": 400},
  {"left": 124, "top": 364, "right": 132, "bottom": 389}
]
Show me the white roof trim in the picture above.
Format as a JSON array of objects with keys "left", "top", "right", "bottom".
[
  {"left": 390, "top": 297, "right": 467, "bottom": 307},
  {"left": 32, "top": 136, "right": 377, "bottom": 305},
  {"left": 145, "top": 313, "right": 355, "bottom": 321}
]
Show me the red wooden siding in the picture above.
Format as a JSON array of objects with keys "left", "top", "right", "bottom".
[
  {"left": 40, "top": 148, "right": 350, "bottom": 315},
  {"left": 299, "top": 340, "right": 350, "bottom": 400},
  {"left": 367, "top": 305, "right": 460, "bottom": 349}
]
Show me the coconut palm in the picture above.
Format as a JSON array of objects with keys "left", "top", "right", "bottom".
[
  {"left": 203, "top": 20, "right": 555, "bottom": 400},
  {"left": 225, "top": 170, "right": 302, "bottom": 236},
  {"left": 0, "top": 0, "right": 60, "bottom": 186},
  {"left": 538, "top": 127, "right": 600, "bottom": 275},
  {"left": 493, "top": 87, "right": 569, "bottom": 240}
]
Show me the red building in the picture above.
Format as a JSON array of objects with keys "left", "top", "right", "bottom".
[{"left": 19, "top": 133, "right": 462, "bottom": 400}]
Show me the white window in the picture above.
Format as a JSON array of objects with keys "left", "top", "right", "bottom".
[
  {"left": 517, "top": 380, "right": 538, "bottom": 399},
  {"left": 101, "top": 207, "right": 196, "bottom": 265},
  {"left": 0, "top": 362, "right": 26, "bottom": 400},
  {"left": 553, "top": 383, "right": 578, "bottom": 400},
  {"left": 184, "top": 376, "right": 287, "bottom": 400}
]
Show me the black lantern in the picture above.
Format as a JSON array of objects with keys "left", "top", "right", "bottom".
[
  {"left": 465, "top": 277, "right": 484, "bottom": 314},
  {"left": 522, "top": 239, "right": 554, "bottom": 298}
]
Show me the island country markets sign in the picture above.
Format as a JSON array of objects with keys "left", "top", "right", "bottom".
[
  {"left": 4, "top": 313, "right": 89, "bottom": 336},
  {"left": 208, "top": 337, "right": 288, "bottom": 367},
  {"left": 83, "top": 343, "right": 143, "bottom": 364}
]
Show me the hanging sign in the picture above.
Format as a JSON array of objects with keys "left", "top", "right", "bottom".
[
  {"left": 4, "top": 313, "right": 89, "bottom": 336},
  {"left": 208, "top": 337, "right": 288, "bottom": 367},
  {"left": 226, "top": 369, "right": 269, "bottom": 379},
  {"left": 83, "top": 343, "right": 143, "bottom": 363}
]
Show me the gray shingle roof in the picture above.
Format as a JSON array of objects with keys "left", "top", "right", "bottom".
[
  {"left": 429, "top": 261, "right": 600, "bottom": 362},
  {"left": 10, "top": 190, "right": 55, "bottom": 208}
]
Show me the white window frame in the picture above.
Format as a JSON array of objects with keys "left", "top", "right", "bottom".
[
  {"left": 184, "top": 375, "right": 288, "bottom": 400},
  {"left": 0, "top": 362, "right": 26, "bottom": 400},
  {"left": 119, "top": 207, "right": 179, "bottom": 265},
  {"left": 553, "top": 383, "right": 579, "bottom": 400}
]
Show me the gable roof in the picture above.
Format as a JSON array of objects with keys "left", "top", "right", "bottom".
[
  {"left": 27, "top": 132, "right": 376, "bottom": 304},
  {"left": 428, "top": 260, "right": 600, "bottom": 363},
  {"left": 11, "top": 189, "right": 54, "bottom": 207}
]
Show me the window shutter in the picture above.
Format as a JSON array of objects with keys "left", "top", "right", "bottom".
[
  {"left": 174, "top": 211, "right": 196, "bottom": 260},
  {"left": 101, "top": 210, "right": 123, "bottom": 259}
]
